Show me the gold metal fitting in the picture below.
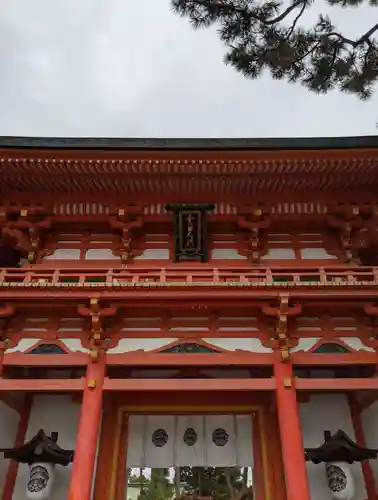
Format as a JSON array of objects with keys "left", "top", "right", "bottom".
[
  {"left": 20, "top": 209, "right": 28, "bottom": 217},
  {"left": 280, "top": 348, "right": 290, "bottom": 362},
  {"left": 283, "top": 377, "right": 292, "bottom": 388},
  {"left": 253, "top": 208, "right": 262, "bottom": 216},
  {"left": 87, "top": 379, "right": 96, "bottom": 389},
  {"left": 89, "top": 347, "right": 99, "bottom": 361}
]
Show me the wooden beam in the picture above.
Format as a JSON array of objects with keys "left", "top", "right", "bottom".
[
  {"left": 102, "top": 378, "right": 276, "bottom": 391},
  {"left": 291, "top": 352, "right": 378, "bottom": 365},
  {"left": 3, "top": 289, "right": 378, "bottom": 301},
  {"left": 3, "top": 353, "right": 88, "bottom": 367},
  {"left": 295, "top": 378, "right": 378, "bottom": 391},
  {"left": 0, "top": 376, "right": 376, "bottom": 392},
  {"left": 0, "top": 379, "right": 84, "bottom": 391},
  {"left": 10, "top": 298, "right": 377, "bottom": 312},
  {"left": 106, "top": 352, "right": 275, "bottom": 366}
]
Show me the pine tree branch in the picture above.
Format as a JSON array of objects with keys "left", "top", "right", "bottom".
[
  {"left": 265, "top": 0, "right": 303, "bottom": 24},
  {"left": 285, "top": 2, "right": 307, "bottom": 38},
  {"left": 175, "top": 0, "right": 377, "bottom": 47},
  {"left": 327, "top": 23, "right": 378, "bottom": 47},
  {"left": 172, "top": 0, "right": 378, "bottom": 98}
]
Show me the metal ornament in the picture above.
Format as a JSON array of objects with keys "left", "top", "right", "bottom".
[
  {"left": 26, "top": 462, "right": 55, "bottom": 500},
  {"left": 325, "top": 461, "right": 355, "bottom": 500}
]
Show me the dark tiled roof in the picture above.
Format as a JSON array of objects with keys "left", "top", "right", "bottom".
[{"left": 0, "top": 135, "right": 377, "bottom": 151}]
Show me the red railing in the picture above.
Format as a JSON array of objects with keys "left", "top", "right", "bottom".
[{"left": 0, "top": 266, "right": 378, "bottom": 288}]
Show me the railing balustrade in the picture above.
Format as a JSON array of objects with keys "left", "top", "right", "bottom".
[{"left": 0, "top": 266, "right": 377, "bottom": 288}]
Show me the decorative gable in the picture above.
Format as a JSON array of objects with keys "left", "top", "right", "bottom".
[
  {"left": 159, "top": 343, "right": 220, "bottom": 354},
  {"left": 28, "top": 343, "right": 67, "bottom": 355},
  {"left": 312, "top": 343, "right": 351, "bottom": 354}
]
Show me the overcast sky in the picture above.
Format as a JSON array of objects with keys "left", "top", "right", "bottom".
[{"left": 1, "top": 0, "right": 377, "bottom": 138}]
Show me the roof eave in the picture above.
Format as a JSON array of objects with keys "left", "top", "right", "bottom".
[{"left": 0, "top": 135, "right": 377, "bottom": 151}]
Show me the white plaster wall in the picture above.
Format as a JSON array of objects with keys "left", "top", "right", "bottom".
[
  {"left": 0, "top": 402, "right": 20, "bottom": 495},
  {"left": 361, "top": 400, "right": 378, "bottom": 487},
  {"left": 299, "top": 394, "right": 366, "bottom": 500},
  {"left": 12, "top": 395, "right": 80, "bottom": 500}
]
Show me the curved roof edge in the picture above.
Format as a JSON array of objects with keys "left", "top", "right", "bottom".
[{"left": 0, "top": 135, "right": 377, "bottom": 151}]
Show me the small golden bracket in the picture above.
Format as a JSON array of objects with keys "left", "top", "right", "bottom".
[
  {"left": 87, "top": 379, "right": 96, "bottom": 389},
  {"left": 280, "top": 348, "right": 290, "bottom": 362},
  {"left": 89, "top": 347, "right": 100, "bottom": 362},
  {"left": 20, "top": 209, "right": 28, "bottom": 217},
  {"left": 283, "top": 377, "right": 292, "bottom": 388}
]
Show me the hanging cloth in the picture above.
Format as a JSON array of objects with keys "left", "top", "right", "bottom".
[{"left": 127, "top": 414, "right": 253, "bottom": 468}]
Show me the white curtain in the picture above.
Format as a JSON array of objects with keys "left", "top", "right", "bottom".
[{"left": 127, "top": 414, "right": 253, "bottom": 467}]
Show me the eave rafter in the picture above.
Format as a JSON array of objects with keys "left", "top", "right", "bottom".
[{"left": 0, "top": 149, "right": 377, "bottom": 197}]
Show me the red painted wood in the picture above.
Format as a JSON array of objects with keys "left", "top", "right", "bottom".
[
  {"left": 3, "top": 288, "right": 378, "bottom": 302},
  {"left": 0, "top": 379, "right": 84, "bottom": 391},
  {"left": 68, "top": 357, "right": 105, "bottom": 500},
  {"left": 348, "top": 394, "right": 378, "bottom": 500},
  {"left": 252, "top": 414, "right": 264, "bottom": 500},
  {"left": 292, "top": 352, "right": 378, "bottom": 365},
  {"left": 274, "top": 358, "right": 311, "bottom": 500},
  {"left": 102, "top": 378, "right": 276, "bottom": 391},
  {"left": 106, "top": 352, "right": 275, "bottom": 366},
  {"left": 295, "top": 378, "right": 378, "bottom": 390},
  {"left": 3, "top": 353, "right": 87, "bottom": 366},
  {"left": 2, "top": 395, "right": 32, "bottom": 500}
]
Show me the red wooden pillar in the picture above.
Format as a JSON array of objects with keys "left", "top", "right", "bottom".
[
  {"left": 68, "top": 355, "right": 105, "bottom": 500},
  {"left": 274, "top": 357, "right": 311, "bottom": 500},
  {"left": 348, "top": 394, "right": 378, "bottom": 500},
  {"left": 2, "top": 394, "right": 32, "bottom": 500}
]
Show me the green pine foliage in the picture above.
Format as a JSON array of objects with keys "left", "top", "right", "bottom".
[
  {"left": 179, "top": 466, "right": 248, "bottom": 500},
  {"left": 130, "top": 467, "right": 251, "bottom": 500},
  {"left": 171, "top": 0, "right": 378, "bottom": 98},
  {"left": 137, "top": 469, "right": 174, "bottom": 500}
]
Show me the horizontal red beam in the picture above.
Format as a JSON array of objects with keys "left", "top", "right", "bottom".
[
  {"left": 292, "top": 352, "right": 378, "bottom": 365},
  {"left": 3, "top": 353, "right": 88, "bottom": 367},
  {"left": 0, "top": 376, "right": 376, "bottom": 392},
  {"left": 1, "top": 265, "right": 376, "bottom": 277},
  {"left": 295, "top": 378, "right": 378, "bottom": 391},
  {"left": 2, "top": 352, "right": 376, "bottom": 368},
  {"left": 2, "top": 290, "right": 378, "bottom": 301},
  {"left": 106, "top": 352, "right": 275, "bottom": 366},
  {"left": 0, "top": 378, "right": 84, "bottom": 392},
  {"left": 102, "top": 378, "right": 276, "bottom": 391}
]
